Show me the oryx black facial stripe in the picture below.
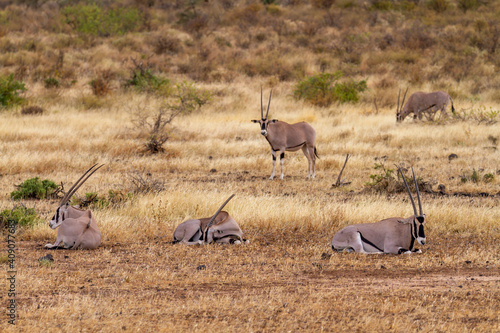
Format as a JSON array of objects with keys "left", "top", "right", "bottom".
[
  {"left": 358, "top": 232, "right": 384, "bottom": 252},
  {"left": 419, "top": 224, "right": 425, "bottom": 238}
]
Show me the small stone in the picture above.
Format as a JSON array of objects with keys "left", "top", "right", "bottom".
[{"left": 38, "top": 254, "right": 54, "bottom": 262}]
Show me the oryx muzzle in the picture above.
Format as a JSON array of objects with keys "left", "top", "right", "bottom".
[
  {"left": 45, "top": 164, "right": 104, "bottom": 250},
  {"left": 173, "top": 194, "right": 248, "bottom": 245},
  {"left": 331, "top": 167, "right": 426, "bottom": 254},
  {"left": 252, "top": 88, "right": 319, "bottom": 180},
  {"left": 396, "top": 89, "right": 455, "bottom": 122}
]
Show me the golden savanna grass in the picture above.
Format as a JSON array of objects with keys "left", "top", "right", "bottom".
[
  {"left": 0, "top": 1, "right": 499, "bottom": 331},
  {"left": 0, "top": 79, "right": 499, "bottom": 332}
]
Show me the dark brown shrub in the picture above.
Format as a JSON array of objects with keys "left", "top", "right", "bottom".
[
  {"left": 312, "top": 0, "right": 336, "bottom": 8},
  {"left": 153, "top": 35, "right": 183, "bottom": 55},
  {"left": 21, "top": 105, "right": 43, "bottom": 115}
]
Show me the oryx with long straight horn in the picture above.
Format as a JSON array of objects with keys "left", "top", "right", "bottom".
[
  {"left": 331, "top": 167, "right": 426, "bottom": 254},
  {"left": 252, "top": 88, "right": 319, "bottom": 180},
  {"left": 45, "top": 164, "right": 104, "bottom": 250},
  {"left": 173, "top": 194, "right": 248, "bottom": 245},
  {"left": 397, "top": 89, "right": 455, "bottom": 122}
]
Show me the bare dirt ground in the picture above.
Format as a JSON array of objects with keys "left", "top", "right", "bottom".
[{"left": 3, "top": 232, "right": 499, "bottom": 332}]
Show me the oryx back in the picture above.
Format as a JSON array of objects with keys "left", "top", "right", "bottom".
[
  {"left": 46, "top": 164, "right": 104, "bottom": 250},
  {"left": 252, "top": 89, "right": 319, "bottom": 180},
  {"left": 267, "top": 121, "right": 316, "bottom": 152},
  {"left": 399, "top": 91, "right": 454, "bottom": 121},
  {"left": 331, "top": 167, "right": 426, "bottom": 254},
  {"left": 173, "top": 211, "right": 246, "bottom": 245},
  {"left": 332, "top": 217, "right": 420, "bottom": 254}
]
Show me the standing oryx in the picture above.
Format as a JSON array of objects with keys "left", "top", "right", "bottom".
[
  {"left": 331, "top": 167, "right": 426, "bottom": 254},
  {"left": 173, "top": 194, "right": 248, "bottom": 245},
  {"left": 396, "top": 89, "right": 455, "bottom": 122},
  {"left": 45, "top": 164, "right": 103, "bottom": 250},
  {"left": 252, "top": 88, "right": 318, "bottom": 180}
]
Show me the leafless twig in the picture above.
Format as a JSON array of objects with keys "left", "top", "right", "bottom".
[{"left": 333, "top": 154, "right": 351, "bottom": 187}]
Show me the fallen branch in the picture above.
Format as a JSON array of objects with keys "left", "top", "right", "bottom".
[{"left": 333, "top": 154, "right": 351, "bottom": 187}]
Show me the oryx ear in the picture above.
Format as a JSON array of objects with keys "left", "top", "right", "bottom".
[
  {"left": 251, "top": 119, "right": 260, "bottom": 123},
  {"left": 271, "top": 119, "right": 278, "bottom": 123},
  {"left": 397, "top": 216, "right": 413, "bottom": 224}
]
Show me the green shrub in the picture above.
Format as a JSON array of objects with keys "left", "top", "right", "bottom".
[
  {"left": 293, "top": 72, "right": 367, "bottom": 107},
  {"left": 62, "top": 4, "right": 144, "bottom": 37},
  {"left": 0, "top": 74, "right": 26, "bottom": 108},
  {"left": 70, "top": 190, "right": 131, "bottom": 209},
  {"left": 460, "top": 169, "right": 496, "bottom": 183},
  {"left": 10, "top": 177, "right": 59, "bottom": 200},
  {"left": 365, "top": 164, "right": 429, "bottom": 193},
  {"left": 44, "top": 77, "right": 60, "bottom": 89},
  {"left": 0, "top": 205, "right": 42, "bottom": 229},
  {"left": 170, "top": 80, "right": 212, "bottom": 114},
  {"left": 125, "top": 59, "right": 170, "bottom": 94}
]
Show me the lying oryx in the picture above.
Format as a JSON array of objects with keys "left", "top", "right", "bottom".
[
  {"left": 252, "top": 88, "right": 318, "bottom": 180},
  {"left": 396, "top": 89, "right": 455, "bottom": 122},
  {"left": 45, "top": 164, "right": 103, "bottom": 250},
  {"left": 331, "top": 167, "right": 426, "bottom": 254},
  {"left": 173, "top": 194, "right": 247, "bottom": 245}
]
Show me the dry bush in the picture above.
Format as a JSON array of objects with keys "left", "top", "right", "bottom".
[
  {"left": 20, "top": 105, "right": 43, "bottom": 115},
  {"left": 399, "top": 23, "right": 436, "bottom": 50},
  {"left": 151, "top": 34, "right": 183, "bottom": 55},
  {"left": 89, "top": 69, "right": 115, "bottom": 96},
  {"left": 127, "top": 168, "right": 165, "bottom": 193}
]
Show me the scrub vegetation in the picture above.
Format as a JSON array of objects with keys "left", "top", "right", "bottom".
[{"left": 0, "top": 1, "right": 498, "bottom": 332}]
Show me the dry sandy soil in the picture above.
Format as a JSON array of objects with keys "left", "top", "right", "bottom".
[{"left": 2, "top": 225, "right": 498, "bottom": 332}]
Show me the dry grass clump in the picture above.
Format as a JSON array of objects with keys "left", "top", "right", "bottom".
[{"left": 0, "top": 1, "right": 499, "bottom": 331}]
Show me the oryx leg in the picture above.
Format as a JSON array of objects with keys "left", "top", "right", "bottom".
[
  {"left": 332, "top": 228, "right": 383, "bottom": 254},
  {"left": 173, "top": 221, "right": 204, "bottom": 245},
  {"left": 383, "top": 243, "right": 413, "bottom": 254},
  {"left": 440, "top": 103, "right": 449, "bottom": 119},
  {"left": 45, "top": 237, "right": 62, "bottom": 249},
  {"left": 279, "top": 150, "right": 285, "bottom": 180},
  {"left": 302, "top": 145, "right": 316, "bottom": 179},
  {"left": 270, "top": 150, "right": 277, "bottom": 180}
]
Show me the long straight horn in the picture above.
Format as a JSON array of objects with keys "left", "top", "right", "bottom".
[
  {"left": 401, "top": 87, "right": 408, "bottom": 110},
  {"left": 265, "top": 89, "right": 272, "bottom": 119},
  {"left": 207, "top": 194, "right": 235, "bottom": 229},
  {"left": 59, "top": 164, "right": 104, "bottom": 206},
  {"left": 397, "top": 88, "right": 401, "bottom": 114},
  {"left": 261, "top": 87, "right": 264, "bottom": 120},
  {"left": 411, "top": 167, "right": 423, "bottom": 216},
  {"left": 398, "top": 166, "right": 418, "bottom": 217}
]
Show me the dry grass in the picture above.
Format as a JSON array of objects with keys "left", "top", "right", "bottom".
[
  {"left": 0, "top": 81, "right": 499, "bottom": 331},
  {"left": 0, "top": 1, "right": 499, "bottom": 330}
]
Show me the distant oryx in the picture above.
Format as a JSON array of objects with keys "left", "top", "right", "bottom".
[
  {"left": 396, "top": 89, "right": 455, "bottom": 122},
  {"left": 173, "top": 194, "right": 248, "bottom": 245},
  {"left": 331, "top": 167, "right": 426, "bottom": 254},
  {"left": 45, "top": 164, "right": 103, "bottom": 250},
  {"left": 252, "top": 88, "right": 318, "bottom": 180}
]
